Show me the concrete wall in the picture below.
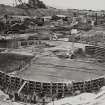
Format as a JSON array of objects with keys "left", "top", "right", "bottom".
[{"left": 0, "top": 70, "right": 104, "bottom": 104}]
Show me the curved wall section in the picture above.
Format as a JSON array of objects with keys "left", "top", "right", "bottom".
[{"left": 0, "top": 71, "right": 105, "bottom": 104}]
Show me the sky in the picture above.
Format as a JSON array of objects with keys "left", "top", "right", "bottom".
[{"left": 0, "top": 0, "right": 105, "bottom": 10}]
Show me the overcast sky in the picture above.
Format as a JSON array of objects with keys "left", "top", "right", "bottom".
[{"left": 0, "top": 0, "right": 105, "bottom": 10}]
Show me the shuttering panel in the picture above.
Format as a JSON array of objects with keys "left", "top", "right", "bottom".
[
  {"left": 86, "top": 78, "right": 105, "bottom": 92},
  {"left": 42, "top": 83, "right": 51, "bottom": 94},
  {"left": 98, "top": 78, "right": 105, "bottom": 87},
  {"left": 51, "top": 83, "right": 57, "bottom": 95},
  {"left": 10, "top": 77, "right": 16, "bottom": 90},
  {"left": 64, "top": 83, "right": 70, "bottom": 95},
  {"left": 28, "top": 81, "right": 36, "bottom": 93},
  {"left": 72, "top": 82, "right": 84, "bottom": 92},
  {"left": 57, "top": 83, "right": 63, "bottom": 93},
  {"left": 64, "top": 83, "right": 68, "bottom": 92},
  {"left": 0, "top": 72, "right": 4, "bottom": 81},
  {"left": 15, "top": 77, "right": 21, "bottom": 90},
  {"left": 57, "top": 83, "right": 63, "bottom": 99},
  {"left": 35, "top": 82, "right": 42, "bottom": 92},
  {"left": 5, "top": 75, "right": 11, "bottom": 88},
  {"left": 91, "top": 79, "right": 100, "bottom": 91},
  {"left": 84, "top": 81, "right": 92, "bottom": 92},
  {"left": 1, "top": 73, "right": 7, "bottom": 88}
]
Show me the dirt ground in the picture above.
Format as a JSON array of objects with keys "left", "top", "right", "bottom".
[{"left": 14, "top": 41, "right": 105, "bottom": 82}]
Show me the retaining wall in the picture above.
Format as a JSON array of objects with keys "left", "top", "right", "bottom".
[{"left": 0, "top": 71, "right": 105, "bottom": 104}]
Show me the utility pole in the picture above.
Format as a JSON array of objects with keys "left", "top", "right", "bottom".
[{"left": 50, "top": 82, "right": 55, "bottom": 105}]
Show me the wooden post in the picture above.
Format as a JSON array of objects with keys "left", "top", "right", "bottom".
[
  {"left": 56, "top": 83, "right": 58, "bottom": 99},
  {"left": 18, "top": 81, "right": 27, "bottom": 95},
  {"left": 62, "top": 83, "right": 65, "bottom": 98},
  {"left": 50, "top": 82, "right": 52, "bottom": 98}
]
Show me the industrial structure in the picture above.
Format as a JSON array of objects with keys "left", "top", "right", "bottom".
[{"left": 0, "top": 0, "right": 105, "bottom": 105}]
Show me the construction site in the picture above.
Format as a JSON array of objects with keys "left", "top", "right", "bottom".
[{"left": 0, "top": 0, "right": 105, "bottom": 105}]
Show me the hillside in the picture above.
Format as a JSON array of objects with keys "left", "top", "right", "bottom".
[
  {"left": 17, "top": 0, "right": 46, "bottom": 9},
  {"left": 0, "top": 4, "right": 73, "bottom": 17},
  {"left": 0, "top": 4, "right": 26, "bottom": 16}
]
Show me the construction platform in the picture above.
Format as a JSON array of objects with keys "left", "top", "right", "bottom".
[{"left": 12, "top": 40, "right": 105, "bottom": 83}]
